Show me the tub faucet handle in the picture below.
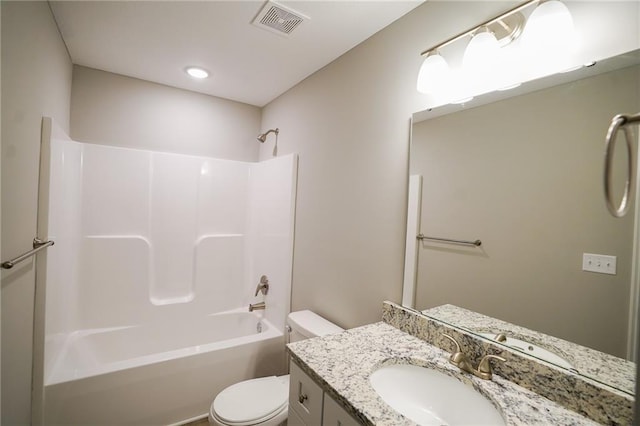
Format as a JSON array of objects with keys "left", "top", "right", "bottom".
[{"left": 254, "top": 275, "right": 269, "bottom": 296}]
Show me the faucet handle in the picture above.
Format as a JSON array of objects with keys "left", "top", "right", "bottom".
[
  {"left": 442, "top": 333, "right": 462, "bottom": 353},
  {"left": 442, "top": 333, "right": 464, "bottom": 364},
  {"left": 442, "top": 333, "right": 475, "bottom": 373},
  {"left": 477, "top": 354, "right": 506, "bottom": 379},
  {"left": 254, "top": 275, "right": 270, "bottom": 296},
  {"left": 494, "top": 333, "right": 507, "bottom": 342}
]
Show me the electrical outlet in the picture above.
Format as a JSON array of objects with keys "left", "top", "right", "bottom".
[{"left": 582, "top": 253, "right": 617, "bottom": 275}]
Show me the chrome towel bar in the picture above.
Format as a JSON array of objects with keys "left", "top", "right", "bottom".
[
  {"left": 1, "top": 238, "right": 55, "bottom": 270},
  {"left": 417, "top": 234, "right": 482, "bottom": 247}
]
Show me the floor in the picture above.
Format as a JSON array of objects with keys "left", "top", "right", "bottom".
[{"left": 183, "top": 417, "right": 209, "bottom": 426}]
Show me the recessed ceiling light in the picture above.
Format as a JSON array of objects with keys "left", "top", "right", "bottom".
[{"left": 185, "top": 67, "right": 209, "bottom": 79}]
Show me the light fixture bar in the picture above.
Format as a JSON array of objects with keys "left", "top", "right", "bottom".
[{"left": 420, "top": 0, "right": 539, "bottom": 56}]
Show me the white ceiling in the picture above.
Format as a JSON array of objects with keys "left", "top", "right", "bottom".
[{"left": 50, "top": 1, "right": 424, "bottom": 107}]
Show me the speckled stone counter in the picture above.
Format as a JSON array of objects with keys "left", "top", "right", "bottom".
[
  {"left": 424, "top": 304, "right": 635, "bottom": 395},
  {"left": 382, "top": 302, "right": 634, "bottom": 425},
  {"left": 287, "top": 321, "right": 600, "bottom": 426}
]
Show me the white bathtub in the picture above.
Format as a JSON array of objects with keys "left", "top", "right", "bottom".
[{"left": 43, "top": 310, "right": 285, "bottom": 425}]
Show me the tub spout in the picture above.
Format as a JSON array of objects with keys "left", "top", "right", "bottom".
[{"left": 249, "top": 302, "right": 266, "bottom": 312}]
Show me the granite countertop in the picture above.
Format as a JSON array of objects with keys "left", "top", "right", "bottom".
[
  {"left": 287, "top": 322, "right": 598, "bottom": 426},
  {"left": 424, "top": 304, "right": 636, "bottom": 395}
]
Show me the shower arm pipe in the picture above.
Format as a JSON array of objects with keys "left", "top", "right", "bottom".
[
  {"left": 1, "top": 238, "right": 55, "bottom": 270},
  {"left": 419, "top": 0, "right": 538, "bottom": 56}
]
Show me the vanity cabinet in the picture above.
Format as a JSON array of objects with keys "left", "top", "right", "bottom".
[
  {"left": 322, "top": 393, "right": 360, "bottom": 426},
  {"left": 289, "top": 360, "right": 361, "bottom": 426},
  {"left": 288, "top": 407, "right": 306, "bottom": 426}
]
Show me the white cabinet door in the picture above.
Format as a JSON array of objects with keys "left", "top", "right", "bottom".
[
  {"left": 322, "top": 393, "right": 361, "bottom": 426},
  {"left": 289, "top": 361, "right": 324, "bottom": 425},
  {"left": 288, "top": 405, "right": 307, "bottom": 426}
]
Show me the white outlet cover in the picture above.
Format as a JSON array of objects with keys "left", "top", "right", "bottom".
[{"left": 582, "top": 253, "right": 617, "bottom": 275}]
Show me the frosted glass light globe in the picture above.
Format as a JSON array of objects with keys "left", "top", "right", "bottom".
[
  {"left": 416, "top": 53, "right": 450, "bottom": 94},
  {"left": 463, "top": 31, "right": 500, "bottom": 69},
  {"left": 521, "top": 0, "right": 576, "bottom": 77},
  {"left": 462, "top": 30, "right": 501, "bottom": 94}
]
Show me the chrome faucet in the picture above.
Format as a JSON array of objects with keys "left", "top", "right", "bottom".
[
  {"left": 254, "top": 275, "right": 269, "bottom": 296},
  {"left": 442, "top": 333, "right": 506, "bottom": 380},
  {"left": 249, "top": 302, "right": 266, "bottom": 312}
]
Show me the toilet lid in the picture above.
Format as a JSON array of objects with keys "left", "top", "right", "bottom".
[{"left": 213, "top": 376, "right": 288, "bottom": 424}]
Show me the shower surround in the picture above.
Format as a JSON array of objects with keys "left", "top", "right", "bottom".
[{"left": 39, "top": 119, "right": 297, "bottom": 424}]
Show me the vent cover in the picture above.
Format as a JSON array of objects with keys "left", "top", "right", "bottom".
[{"left": 252, "top": 1, "right": 308, "bottom": 37}]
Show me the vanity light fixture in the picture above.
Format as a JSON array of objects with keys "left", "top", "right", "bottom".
[
  {"left": 416, "top": 0, "right": 533, "bottom": 96},
  {"left": 416, "top": 51, "right": 450, "bottom": 95},
  {"left": 462, "top": 27, "right": 502, "bottom": 94},
  {"left": 521, "top": 0, "right": 575, "bottom": 55},
  {"left": 417, "top": 0, "right": 577, "bottom": 102},
  {"left": 463, "top": 28, "right": 501, "bottom": 69},
  {"left": 185, "top": 66, "right": 209, "bottom": 79},
  {"left": 520, "top": 0, "right": 576, "bottom": 78}
]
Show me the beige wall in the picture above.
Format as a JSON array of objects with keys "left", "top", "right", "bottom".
[
  {"left": 1, "top": 2, "right": 73, "bottom": 424},
  {"left": 66, "top": 0, "right": 522, "bottom": 346},
  {"left": 66, "top": 1, "right": 640, "bottom": 335},
  {"left": 71, "top": 66, "right": 261, "bottom": 161},
  {"left": 412, "top": 66, "right": 638, "bottom": 357},
  {"left": 257, "top": 1, "right": 461, "bottom": 328},
  {"left": 1, "top": 26, "right": 262, "bottom": 425},
  {"left": 260, "top": 1, "right": 640, "bottom": 330},
  {"left": 1, "top": 1, "right": 4, "bottom": 418},
  {"left": 0, "top": 2, "right": 3, "bottom": 419},
  {"left": 1, "top": 0, "right": 638, "bottom": 422}
]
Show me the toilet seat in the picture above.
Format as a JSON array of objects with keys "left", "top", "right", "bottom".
[
  {"left": 210, "top": 403, "right": 287, "bottom": 426},
  {"left": 210, "top": 375, "right": 289, "bottom": 426}
]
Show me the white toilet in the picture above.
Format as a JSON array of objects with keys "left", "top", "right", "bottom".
[{"left": 208, "top": 310, "right": 343, "bottom": 426}]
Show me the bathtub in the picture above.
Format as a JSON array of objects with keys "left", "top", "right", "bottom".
[{"left": 43, "top": 310, "right": 285, "bottom": 425}]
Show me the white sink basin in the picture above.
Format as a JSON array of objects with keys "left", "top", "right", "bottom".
[
  {"left": 369, "top": 364, "right": 505, "bottom": 426},
  {"left": 479, "top": 333, "right": 575, "bottom": 370}
]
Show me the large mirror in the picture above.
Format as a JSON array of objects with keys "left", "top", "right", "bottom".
[{"left": 406, "top": 49, "right": 640, "bottom": 395}]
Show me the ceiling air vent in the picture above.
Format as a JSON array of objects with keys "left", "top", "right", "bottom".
[{"left": 252, "top": 1, "right": 308, "bottom": 37}]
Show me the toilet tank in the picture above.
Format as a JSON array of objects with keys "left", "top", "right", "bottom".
[{"left": 287, "top": 310, "right": 343, "bottom": 343}]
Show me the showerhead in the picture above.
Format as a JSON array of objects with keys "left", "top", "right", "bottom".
[{"left": 257, "top": 128, "right": 279, "bottom": 143}]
